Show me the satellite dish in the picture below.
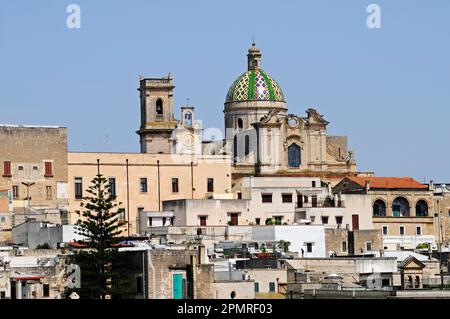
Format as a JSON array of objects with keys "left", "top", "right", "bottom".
[{"left": 69, "top": 292, "right": 80, "bottom": 299}]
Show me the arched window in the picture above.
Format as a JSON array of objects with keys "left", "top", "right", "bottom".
[
  {"left": 185, "top": 111, "right": 192, "bottom": 127},
  {"left": 288, "top": 143, "right": 301, "bottom": 168},
  {"left": 244, "top": 135, "right": 250, "bottom": 156},
  {"left": 415, "top": 200, "right": 428, "bottom": 217},
  {"left": 237, "top": 118, "right": 243, "bottom": 131},
  {"left": 373, "top": 199, "right": 387, "bottom": 216},
  {"left": 156, "top": 99, "right": 163, "bottom": 116},
  {"left": 392, "top": 197, "right": 410, "bottom": 217}
]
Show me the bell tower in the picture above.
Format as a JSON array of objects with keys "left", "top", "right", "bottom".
[{"left": 137, "top": 73, "right": 178, "bottom": 153}]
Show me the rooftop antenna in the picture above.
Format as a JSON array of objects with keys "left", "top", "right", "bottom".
[
  {"left": 186, "top": 97, "right": 190, "bottom": 106},
  {"left": 252, "top": 35, "right": 255, "bottom": 44}
]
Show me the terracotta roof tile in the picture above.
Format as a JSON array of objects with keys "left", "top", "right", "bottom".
[{"left": 347, "top": 176, "right": 428, "bottom": 190}]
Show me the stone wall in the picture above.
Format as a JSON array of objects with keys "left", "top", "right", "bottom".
[
  {"left": 146, "top": 249, "right": 197, "bottom": 299},
  {"left": 353, "top": 229, "right": 382, "bottom": 253},
  {"left": 0, "top": 126, "right": 68, "bottom": 209},
  {"left": 325, "top": 228, "right": 348, "bottom": 256}
]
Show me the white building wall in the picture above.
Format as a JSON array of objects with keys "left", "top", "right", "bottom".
[{"left": 273, "top": 225, "right": 326, "bottom": 257}]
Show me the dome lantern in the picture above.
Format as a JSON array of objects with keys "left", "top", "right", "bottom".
[{"left": 247, "top": 42, "right": 262, "bottom": 71}]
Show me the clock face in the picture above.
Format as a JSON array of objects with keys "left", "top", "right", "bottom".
[
  {"left": 288, "top": 117, "right": 298, "bottom": 128},
  {"left": 183, "top": 134, "right": 194, "bottom": 147}
]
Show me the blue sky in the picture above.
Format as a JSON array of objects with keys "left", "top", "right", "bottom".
[{"left": 1, "top": 0, "right": 449, "bottom": 181}]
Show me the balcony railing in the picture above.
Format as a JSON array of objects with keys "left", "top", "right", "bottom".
[{"left": 295, "top": 200, "right": 345, "bottom": 209}]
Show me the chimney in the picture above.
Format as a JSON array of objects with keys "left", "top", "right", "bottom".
[
  {"left": 199, "top": 245, "right": 207, "bottom": 265},
  {"left": 365, "top": 180, "right": 370, "bottom": 193}
]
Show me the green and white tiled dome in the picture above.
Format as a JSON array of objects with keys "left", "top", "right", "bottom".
[{"left": 226, "top": 69, "right": 285, "bottom": 103}]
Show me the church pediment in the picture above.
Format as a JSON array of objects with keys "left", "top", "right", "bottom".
[
  {"left": 305, "top": 108, "right": 329, "bottom": 125},
  {"left": 399, "top": 256, "right": 426, "bottom": 270},
  {"left": 256, "top": 109, "right": 283, "bottom": 126}
]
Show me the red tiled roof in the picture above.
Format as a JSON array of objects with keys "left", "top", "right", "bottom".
[{"left": 347, "top": 176, "right": 428, "bottom": 190}]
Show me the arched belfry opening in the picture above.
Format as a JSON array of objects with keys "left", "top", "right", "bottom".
[{"left": 156, "top": 98, "right": 163, "bottom": 116}]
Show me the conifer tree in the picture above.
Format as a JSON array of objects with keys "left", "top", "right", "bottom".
[{"left": 67, "top": 174, "right": 132, "bottom": 299}]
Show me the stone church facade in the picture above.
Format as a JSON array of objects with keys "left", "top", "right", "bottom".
[{"left": 137, "top": 43, "right": 357, "bottom": 179}]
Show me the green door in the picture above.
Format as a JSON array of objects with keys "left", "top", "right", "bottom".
[{"left": 172, "top": 274, "right": 183, "bottom": 299}]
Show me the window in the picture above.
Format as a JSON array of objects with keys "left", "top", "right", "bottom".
[
  {"left": 254, "top": 282, "right": 259, "bottom": 293},
  {"left": 75, "top": 177, "right": 83, "bottom": 199},
  {"left": 306, "top": 243, "right": 313, "bottom": 253},
  {"left": 33, "top": 166, "right": 38, "bottom": 171},
  {"left": 415, "top": 276, "right": 420, "bottom": 288},
  {"left": 0, "top": 291, "right": 5, "bottom": 299},
  {"left": 172, "top": 178, "right": 179, "bottom": 193},
  {"left": 382, "top": 226, "right": 388, "bottom": 235},
  {"left": 312, "top": 181, "right": 316, "bottom": 188},
  {"left": 311, "top": 195, "right": 318, "bottom": 207},
  {"left": 140, "top": 178, "right": 148, "bottom": 193},
  {"left": 43, "top": 284, "right": 49, "bottom": 297},
  {"left": 44, "top": 162, "right": 52, "bottom": 177},
  {"left": 244, "top": 135, "right": 250, "bottom": 156},
  {"left": 237, "top": 192, "right": 242, "bottom": 199},
  {"left": 255, "top": 218, "right": 260, "bottom": 225},
  {"left": 199, "top": 216, "right": 207, "bottom": 226},
  {"left": 207, "top": 178, "right": 214, "bottom": 193},
  {"left": 18, "top": 165, "right": 23, "bottom": 171},
  {"left": 118, "top": 208, "right": 126, "bottom": 222},
  {"left": 373, "top": 199, "right": 387, "bottom": 216},
  {"left": 46, "top": 186, "right": 52, "bottom": 200},
  {"left": 261, "top": 194, "right": 272, "bottom": 203},
  {"left": 136, "top": 276, "right": 143, "bottom": 294},
  {"left": 321, "top": 216, "right": 329, "bottom": 224},
  {"left": 366, "top": 241, "right": 372, "bottom": 251},
  {"left": 269, "top": 282, "right": 276, "bottom": 293},
  {"left": 297, "top": 194, "right": 303, "bottom": 208},
  {"left": 108, "top": 178, "right": 116, "bottom": 197},
  {"left": 342, "top": 241, "right": 347, "bottom": 252},
  {"left": 184, "top": 111, "right": 192, "bottom": 127},
  {"left": 0, "top": 217, "right": 5, "bottom": 223},
  {"left": 392, "top": 197, "right": 410, "bottom": 217},
  {"left": 3, "top": 161, "right": 11, "bottom": 176},
  {"left": 148, "top": 217, "right": 153, "bottom": 227},
  {"left": 229, "top": 213, "right": 239, "bottom": 226},
  {"left": 282, "top": 194, "right": 292, "bottom": 203},
  {"left": 13, "top": 185, "right": 19, "bottom": 199},
  {"left": 335, "top": 216, "right": 343, "bottom": 225},
  {"left": 415, "top": 200, "right": 428, "bottom": 217},
  {"left": 416, "top": 226, "right": 422, "bottom": 235},
  {"left": 407, "top": 276, "right": 413, "bottom": 289},
  {"left": 237, "top": 118, "right": 243, "bottom": 130},
  {"left": 288, "top": 143, "right": 301, "bottom": 168},
  {"left": 156, "top": 98, "right": 163, "bottom": 116},
  {"left": 399, "top": 226, "right": 405, "bottom": 236}
]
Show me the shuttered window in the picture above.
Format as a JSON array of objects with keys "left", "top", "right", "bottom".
[
  {"left": 3, "top": 161, "right": 11, "bottom": 176},
  {"left": 44, "top": 162, "right": 53, "bottom": 177}
]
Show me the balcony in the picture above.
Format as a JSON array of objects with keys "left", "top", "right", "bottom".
[{"left": 294, "top": 199, "right": 345, "bottom": 212}]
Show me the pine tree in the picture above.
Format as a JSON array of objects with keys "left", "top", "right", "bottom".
[{"left": 67, "top": 174, "right": 132, "bottom": 299}]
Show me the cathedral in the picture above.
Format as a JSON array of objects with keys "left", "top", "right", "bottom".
[{"left": 137, "top": 43, "right": 357, "bottom": 178}]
